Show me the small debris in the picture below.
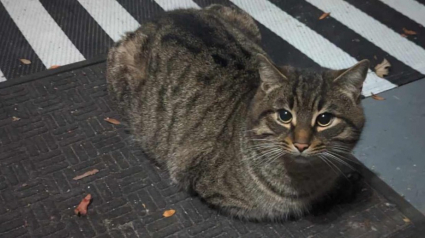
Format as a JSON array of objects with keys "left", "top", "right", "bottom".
[
  {"left": 374, "top": 58, "right": 391, "bottom": 78},
  {"left": 403, "top": 217, "right": 411, "bottom": 223},
  {"left": 371, "top": 226, "right": 378, "bottom": 231},
  {"left": 74, "top": 194, "right": 92, "bottom": 216},
  {"left": 19, "top": 59, "right": 31, "bottom": 65},
  {"left": 73, "top": 169, "right": 99, "bottom": 180},
  {"left": 402, "top": 28, "right": 417, "bottom": 35},
  {"left": 319, "top": 12, "right": 330, "bottom": 20},
  {"left": 364, "top": 219, "right": 371, "bottom": 230},
  {"left": 24, "top": 220, "right": 28, "bottom": 227},
  {"left": 385, "top": 203, "right": 396, "bottom": 208},
  {"left": 12, "top": 116, "right": 21, "bottom": 121},
  {"left": 163, "top": 209, "right": 176, "bottom": 217},
  {"left": 374, "top": 55, "right": 377, "bottom": 60},
  {"left": 142, "top": 204, "right": 146, "bottom": 209},
  {"left": 104, "top": 117, "right": 121, "bottom": 125},
  {"left": 401, "top": 33, "right": 408, "bottom": 38},
  {"left": 371, "top": 93, "right": 385, "bottom": 101},
  {"left": 21, "top": 183, "right": 27, "bottom": 187},
  {"left": 49, "top": 65, "right": 60, "bottom": 69}
]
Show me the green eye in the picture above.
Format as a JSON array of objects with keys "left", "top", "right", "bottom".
[
  {"left": 316, "top": 113, "right": 334, "bottom": 127},
  {"left": 278, "top": 109, "right": 292, "bottom": 123}
]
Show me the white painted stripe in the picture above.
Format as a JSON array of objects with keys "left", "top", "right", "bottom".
[
  {"left": 0, "top": 69, "right": 6, "bottom": 82},
  {"left": 230, "top": 0, "right": 396, "bottom": 96},
  {"left": 379, "top": 0, "right": 425, "bottom": 26},
  {"left": 78, "top": 0, "right": 140, "bottom": 42},
  {"left": 1, "top": 0, "right": 85, "bottom": 68},
  {"left": 305, "top": 0, "right": 425, "bottom": 76},
  {"left": 154, "top": 0, "right": 200, "bottom": 11}
]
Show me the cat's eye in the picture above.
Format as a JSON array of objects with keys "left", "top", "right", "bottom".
[
  {"left": 278, "top": 109, "right": 292, "bottom": 123},
  {"left": 316, "top": 113, "right": 334, "bottom": 127}
]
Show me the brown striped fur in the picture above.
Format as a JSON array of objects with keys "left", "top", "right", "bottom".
[{"left": 106, "top": 5, "right": 369, "bottom": 220}]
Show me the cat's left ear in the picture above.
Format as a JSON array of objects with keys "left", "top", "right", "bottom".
[
  {"left": 257, "top": 54, "right": 288, "bottom": 93},
  {"left": 333, "top": 59, "right": 369, "bottom": 100}
]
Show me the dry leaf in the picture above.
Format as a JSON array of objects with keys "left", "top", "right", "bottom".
[
  {"left": 142, "top": 204, "right": 146, "bottom": 209},
  {"left": 402, "top": 28, "right": 417, "bottom": 35},
  {"left": 401, "top": 33, "right": 408, "bottom": 38},
  {"left": 20, "top": 59, "right": 31, "bottom": 65},
  {"left": 73, "top": 169, "right": 99, "bottom": 180},
  {"left": 74, "top": 194, "right": 92, "bottom": 216},
  {"left": 49, "top": 65, "right": 60, "bottom": 69},
  {"left": 364, "top": 219, "right": 371, "bottom": 230},
  {"left": 163, "top": 209, "right": 176, "bottom": 217},
  {"left": 12, "top": 116, "right": 21, "bottom": 121},
  {"left": 403, "top": 217, "right": 411, "bottom": 223},
  {"left": 319, "top": 12, "right": 330, "bottom": 20},
  {"left": 374, "top": 58, "right": 391, "bottom": 78},
  {"left": 104, "top": 117, "right": 120, "bottom": 125},
  {"left": 371, "top": 93, "right": 385, "bottom": 101}
]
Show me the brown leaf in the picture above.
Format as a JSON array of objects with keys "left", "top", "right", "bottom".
[
  {"left": 364, "top": 219, "right": 371, "bottom": 230},
  {"left": 49, "top": 65, "right": 60, "bottom": 69},
  {"left": 163, "top": 209, "right": 176, "bottom": 217},
  {"left": 142, "top": 204, "right": 146, "bottom": 209},
  {"left": 371, "top": 93, "right": 385, "bottom": 101},
  {"left": 403, "top": 217, "right": 411, "bottom": 223},
  {"left": 374, "top": 58, "right": 391, "bottom": 78},
  {"left": 401, "top": 33, "right": 408, "bottom": 38},
  {"left": 74, "top": 194, "right": 92, "bottom": 216},
  {"left": 402, "top": 28, "right": 417, "bottom": 35},
  {"left": 12, "top": 116, "right": 21, "bottom": 121},
  {"left": 104, "top": 117, "right": 121, "bottom": 125},
  {"left": 73, "top": 169, "right": 99, "bottom": 180},
  {"left": 19, "top": 59, "right": 31, "bottom": 65},
  {"left": 319, "top": 12, "right": 330, "bottom": 20}
]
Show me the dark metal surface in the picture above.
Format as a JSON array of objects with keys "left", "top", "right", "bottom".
[{"left": 0, "top": 62, "right": 422, "bottom": 238}]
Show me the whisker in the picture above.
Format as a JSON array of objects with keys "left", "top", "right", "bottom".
[{"left": 321, "top": 154, "right": 349, "bottom": 180}]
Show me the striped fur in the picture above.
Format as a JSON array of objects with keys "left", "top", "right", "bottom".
[{"left": 107, "top": 5, "right": 368, "bottom": 220}]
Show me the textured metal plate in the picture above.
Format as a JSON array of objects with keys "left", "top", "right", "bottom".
[{"left": 0, "top": 62, "right": 423, "bottom": 238}]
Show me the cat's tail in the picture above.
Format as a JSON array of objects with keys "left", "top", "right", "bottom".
[{"left": 205, "top": 4, "right": 261, "bottom": 44}]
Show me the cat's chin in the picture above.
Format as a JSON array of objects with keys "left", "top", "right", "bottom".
[{"left": 285, "top": 154, "right": 319, "bottom": 164}]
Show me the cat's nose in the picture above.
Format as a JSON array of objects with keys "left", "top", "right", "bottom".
[{"left": 294, "top": 143, "right": 310, "bottom": 153}]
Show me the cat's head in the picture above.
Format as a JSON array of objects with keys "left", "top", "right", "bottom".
[{"left": 248, "top": 54, "right": 369, "bottom": 163}]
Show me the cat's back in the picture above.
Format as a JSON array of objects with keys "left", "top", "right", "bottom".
[{"left": 107, "top": 6, "right": 263, "bottom": 161}]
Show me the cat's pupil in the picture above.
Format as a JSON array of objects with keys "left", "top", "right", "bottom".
[
  {"left": 317, "top": 113, "right": 333, "bottom": 126},
  {"left": 278, "top": 110, "right": 292, "bottom": 123}
]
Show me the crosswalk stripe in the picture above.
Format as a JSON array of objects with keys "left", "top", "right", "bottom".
[
  {"left": 116, "top": 0, "right": 164, "bottom": 24},
  {"left": 0, "top": 0, "right": 85, "bottom": 68},
  {"left": 379, "top": 0, "right": 425, "bottom": 26},
  {"left": 305, "top": 0, "right": 425, "bottom": 76},
  {"left": 154, "top": 0, "right": 200, "bottom": 11},
  {"left": 229, "top": 0, "right": 395, "bottom": 96},
  {"left": 40, "top": 0, "right": 114, "bottom": 59},
  {"left": 0, "top": 69, "right": 6, "bottom": 82},
  {"left": 77, "top": 0, "right": 140, "bottom": 42}
]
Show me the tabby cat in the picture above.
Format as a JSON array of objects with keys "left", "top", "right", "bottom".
[{"left": 106, "top": 5, "right": 368, "bottom": 220}]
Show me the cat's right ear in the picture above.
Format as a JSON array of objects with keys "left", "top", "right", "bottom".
[{"left": 257, "top": 54, "right": 288, "bottom": 93}]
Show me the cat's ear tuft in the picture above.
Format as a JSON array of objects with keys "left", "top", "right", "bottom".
[
  {"left": 257, "top": 54, "right": 288, "bottom": 93},
  {"left": 333, "top": 59, "right": 369, "bottom": 99}
]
